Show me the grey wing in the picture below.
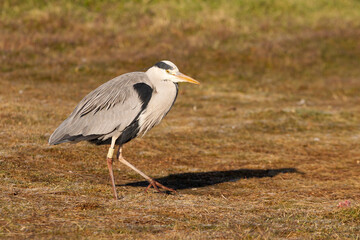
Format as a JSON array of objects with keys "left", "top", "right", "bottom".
[{"left": 49, "top": 72, "right": 153, "bottom": 145}]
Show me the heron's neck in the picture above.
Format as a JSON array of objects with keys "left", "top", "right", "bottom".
[{"left": 145, "top": 68, "right": 166, "bottom": 84}]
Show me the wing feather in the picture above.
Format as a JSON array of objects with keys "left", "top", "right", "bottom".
[{"left": 49, "top": 72, "right": 153, "bottom": 145}]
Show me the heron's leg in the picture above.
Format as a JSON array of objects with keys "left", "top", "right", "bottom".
[
  {"left": 117, "top": 147, "right": 177, "bottom": 193},
  {"left": 107, "top": 137, "right": 119, "bottom": 200}
]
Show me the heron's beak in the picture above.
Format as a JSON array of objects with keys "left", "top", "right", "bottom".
[{"left": 176, "top": 72, "right": 200, "bottom": 85}]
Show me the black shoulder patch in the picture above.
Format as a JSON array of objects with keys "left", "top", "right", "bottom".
[
  {"left": 154, "top": 61, "right": 174, "bottom": 70},
  {"left": 133, "top": 83, "right": 153, "bottom": 111}
]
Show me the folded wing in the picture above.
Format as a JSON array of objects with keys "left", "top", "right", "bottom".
[{"left": 49, "top": 72, "right": 153, "bottom": 145}]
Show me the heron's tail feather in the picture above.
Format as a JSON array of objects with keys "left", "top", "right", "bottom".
[
  {"left": 48, "top": 124, "right": 71, "bottom": 145},
  {"left": 48, "top": 119, "right": 79, "bottom": 145},
  {"left": 48, "top": 119, "right": 104, "bottom": 145}
]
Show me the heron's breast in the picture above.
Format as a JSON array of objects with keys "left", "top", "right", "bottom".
[{"left": 137, "top": 82, "right": 177, "bottom": 135}]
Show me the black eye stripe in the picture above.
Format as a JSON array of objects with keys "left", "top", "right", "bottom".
[{"left": 155, "top": 61, "right": 174, "bottom": 70}]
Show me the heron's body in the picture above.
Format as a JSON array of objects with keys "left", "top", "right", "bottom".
[
  {"left": 49, "top": 72, "right": 178, "bottom": 146},
  {"left": 49, "top": 60, "right": 199, "bottom": 199}
]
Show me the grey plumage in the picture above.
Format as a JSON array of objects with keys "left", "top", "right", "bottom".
[
  {"left": 48, "top": 60, "right": 199, "bottom": 198},
  {"left": 49, "top": 72, "right": 174, "bottom": 145}
]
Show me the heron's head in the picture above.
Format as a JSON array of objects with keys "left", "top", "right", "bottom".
[{"left": 146, "top": 60, "right": 200, "bottom": 85}]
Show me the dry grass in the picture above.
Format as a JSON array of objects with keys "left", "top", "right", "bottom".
[{"left": 1, "top": 0, "right": 360, "bottom": 239}]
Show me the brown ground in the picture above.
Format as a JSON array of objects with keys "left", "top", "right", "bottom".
[{"left": 1, "top": 1, "right": 359, "bottom": 239}]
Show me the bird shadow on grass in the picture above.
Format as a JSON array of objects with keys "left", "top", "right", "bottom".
[{"left": 119, "top": 168, "right": 300, "bottom": 190}]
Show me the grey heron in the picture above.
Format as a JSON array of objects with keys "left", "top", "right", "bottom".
[{"left": 49, "top": 60, "right": 199, "bottom": 199}]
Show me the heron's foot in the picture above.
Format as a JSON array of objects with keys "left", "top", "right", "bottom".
[{"left": 145, "top": 179, "right": 177, "bottom": 194}]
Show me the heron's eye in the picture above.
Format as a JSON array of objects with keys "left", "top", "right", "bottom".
[{"left": 166, "top": 70, "right": 170, "bottom": 73}]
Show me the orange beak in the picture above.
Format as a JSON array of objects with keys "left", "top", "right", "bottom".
[{"left": 175, "top": 72, "right": 200, "bottom": 85}]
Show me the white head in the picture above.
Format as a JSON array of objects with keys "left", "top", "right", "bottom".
[{"left": 145, "top": 60, "right": 199, "bottom": 85}]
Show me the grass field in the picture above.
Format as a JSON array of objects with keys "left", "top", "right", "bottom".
[{"left": 1, "top": 0, "right": 360, "bottom": 239}]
